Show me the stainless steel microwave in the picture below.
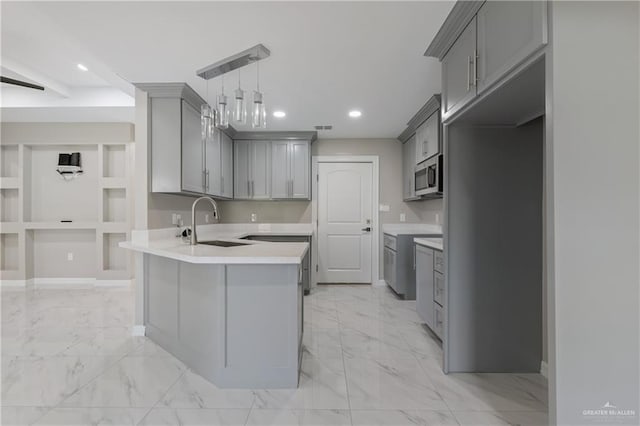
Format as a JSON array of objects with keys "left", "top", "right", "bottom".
[{"left": 415, "top": 154, "right": 443, "bottom": 196}]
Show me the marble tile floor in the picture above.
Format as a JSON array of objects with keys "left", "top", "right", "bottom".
[{"left": 1, "top": 284, "right": 548, "bottom": 425}]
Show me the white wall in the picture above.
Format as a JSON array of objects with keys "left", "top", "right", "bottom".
[{"left": 547, "top": 2, "right": 639, "bottom": 424}]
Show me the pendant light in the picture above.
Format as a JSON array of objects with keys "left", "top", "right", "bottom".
[
  {"left": 217, "top": 75, "right": 229, "bottom": 129},
  {"left": 233, "top": 70, "right": 247, "bottom": 124},
  {"left": 252, "top": 60, "right": 266, "bottom": 129},
  {"left": 201, "top": 80, "right": 216, "bottom": 141}
]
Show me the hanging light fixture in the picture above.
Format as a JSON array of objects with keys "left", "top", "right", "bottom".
[
  {"left": 217, "top": 75, "right": 229, "bottom": 129},
  {"left": 252, "top": 59, "right": 266, "bottom": 129},
  {"left": 201, "top": 80, "right": 216, "bottom": 141},
  {"left": 233, "top": 70, "right": 247, "bottom": 124}
]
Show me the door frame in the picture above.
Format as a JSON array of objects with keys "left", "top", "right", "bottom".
[{"left": 311, "top": 155, "right": 380, "bottom": 288}]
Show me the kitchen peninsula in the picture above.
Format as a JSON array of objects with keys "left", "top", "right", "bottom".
[{"left": 121, "top": 224, "right": 310, "bottom": 389}]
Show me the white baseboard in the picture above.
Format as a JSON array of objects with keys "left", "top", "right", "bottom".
[
  {"left": 131, "top": 325, "right": 146, "bottom": 336},
  {"left": 94, "top": 279, "right": 132, "bottom": 287},
  {"left": 372, "top": 279, "right": 387, "bottom": 287},
  {"left": 0, "top": 280, "right": 28, "bottom": 288},
  {"left": 540, "top": 360, "right": 548, "bottom": 379},
  {"left": 2, "top": 278, "right": 132, "bottom": 289}
]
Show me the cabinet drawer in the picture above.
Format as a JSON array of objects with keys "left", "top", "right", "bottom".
[
  {"left": 434, "top": 303, "right": 444, "bottom": 340},
  {"left": 434, "top": 271, "right": 445, "bottom": 307},
  {"left": 383, "top": 234, "right": 397, "bottom": 251},
  {"left": 434, "top": 250, "right": 444, "bottom": 273}
]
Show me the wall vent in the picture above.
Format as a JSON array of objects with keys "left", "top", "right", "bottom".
[{"left": 314, "top": 125, "right": 333, "bottom": 130}]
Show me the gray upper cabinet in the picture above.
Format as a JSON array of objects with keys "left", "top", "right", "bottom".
[
  {"left": 205, "top": 129, "right": 233, "bottom": 199},
  {"left": 220, "top": 132, "right": 234, "bottom": 198},
  {"left": 427, "top": 1, "right": 547, "bottom": 121},
  {"left": 137, "top": 82, "right": 234, "bottom": 198},
  {"left": 476, "top": 1, "right": 547, "bottom": 93},
  {"left": 442, "top": 17, "right": 477, "bottom": 118},
  {"left": 415, "top": 111, "right": 440, "bottom": 164},
  {"left": 271, "top": 140, "right": 311, "bottom": 200},
  {"left": 234, "top": 140, "right": 271, "bottom": 200},
  {"left": 181, "top": 100, "right": 205, "bottom": 194},
  {"left": 402, "top": 136, "right": 418, "bottom": 201}
]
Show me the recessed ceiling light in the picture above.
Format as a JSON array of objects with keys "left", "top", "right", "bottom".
[
  {"left": 348, "top": 110, "right": 362, "bottom": 118},
  {"left": 77, "top": 64, "right": 88, "bottom": 72},
  {"left": 273, "top": 110, "right": 286, "bottom": 118}
]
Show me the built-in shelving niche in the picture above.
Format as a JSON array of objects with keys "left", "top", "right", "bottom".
[
  {"left": 1, "top": 189, "right": 19, "bottom": 222},
  {"left": 102, "top": 188, "right": 127, "bottom": 223},
  {"left": 0, "top": 145, "right": 19, "bottom": 178},
  {"left": 0, "top": 233, "right": 19, "bottom": 271},
  {"left": 0, "top": 137, "right": 132, "bottom": 285}
]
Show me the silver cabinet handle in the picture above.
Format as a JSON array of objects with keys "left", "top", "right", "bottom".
[
  {"left": 251, "top": 181, "right": 254, "bottom": 198},
  {"left": 472, "top": 50, "right": 478, "bottom": 87},
  {"left": 206, "top": 170, "right": 210, "bottom": 190},
  {"left": 247, "top": 181, "right": 250, "bottom": 197},
  {"left": 221, "top": 176, "right": 224, "bottom": 194},
  {"left": 413, "top": 245, "right": 416, "bottom": 270},
  {"left": 467, "top": 55, "right": 472, "bottom": 91},
  {"left": 202, "top": 170, "right": 207, "bottom": 190}
]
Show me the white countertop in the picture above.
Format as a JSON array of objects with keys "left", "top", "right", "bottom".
[
  {"left": 382, "top": 223, "right": 442, "bottom": 237},
  {"left": 120, "top": 223, "right": 312, "bottom": 265},
  {"left": 414, "top": 237, "right": 444, "bottom": 251}
]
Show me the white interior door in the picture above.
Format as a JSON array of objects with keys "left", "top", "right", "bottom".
[{"left": 317, "top": 162, "right": 373, "bottom": 283}]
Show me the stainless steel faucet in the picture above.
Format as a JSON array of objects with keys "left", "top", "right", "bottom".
[{"left": 190, "top": 196, "right": 220, "bottom": 245}]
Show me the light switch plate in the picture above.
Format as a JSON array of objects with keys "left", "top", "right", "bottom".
[
  {"left": 379, "top": 204, "right": 390, "bottom": 212},
  {"left": 250, "top": 213, "right": 257, "bottom": 222},
  {"left": 400, "top": 213, "right": 406, "bottom": 222}
]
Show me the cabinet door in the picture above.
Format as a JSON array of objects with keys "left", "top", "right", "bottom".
[
  {"left": 423, "top": 112, "right": 440, "bottom": 160},
  {"left": 221, "top": 132, "right": 234, "bottom": 198},
  {"left": 180, "top": 100, "right": 204, "bottom": 194},
  {"left": 415, "top": 245, "right": 435, "bottom": 328},
  {"left": 290, "top": 141, "right": 310, "bottom": 199},
  {"left": 402, "top": 136, "right": 417, "bottom": 201},
  {"left": 205, "top": 128, "right": 222, "bottom": 197},
  {"left": 442, "top": 17, "right": 477, "bottom": 118},
  {"left": 250, "top": 140, "right": 271, "bottom": 199},
  {"left": 477, "top": 1, "right": 546, "bottom": 93},
  {"left": 233, "top": 140, "right": 251, "bottom": 199},
  {"left": 270, "top": 141, "right": 290, "bottom": 199}
]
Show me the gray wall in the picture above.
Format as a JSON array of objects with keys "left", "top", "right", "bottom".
[{"left": 547, "top": 2, "right": 639, "bottom": 424}]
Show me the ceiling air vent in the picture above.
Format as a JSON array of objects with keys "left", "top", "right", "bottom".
[{"left": 314, "top": 125, "right": 333, "bottom": 130}]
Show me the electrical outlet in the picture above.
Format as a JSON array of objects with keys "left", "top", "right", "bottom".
[
  {"left": 251, "top": 213, "right": 257, "bottom": 223},
  {"left": 172, "top": 213, "right": 178, "bottom": 225},
  {"left": 205, "top": 214, "right": 210, "bottom": 223},
  {"left": 400, "top": 213, "right": 406, "bottom": 222},
  {"left": 67, "top": 252, "right": 73, "bottom": 261}
]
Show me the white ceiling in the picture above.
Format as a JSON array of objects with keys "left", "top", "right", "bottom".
[{"left": 1, "top": 1, "right": 454, "bottom": 138}]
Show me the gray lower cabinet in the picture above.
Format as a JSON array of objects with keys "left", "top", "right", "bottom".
[
  {"left": 415, "top": 243, "right": 445, "bottom": 340},
  {"left": 234, "top": 140, "right": 271, "bottom": 200},
  {"left": 243, "top": 235, "right": 312, "bottom": 295},
  {"left": 271, "top": 141, "right": 310, "bottom": 200},
  {"left": 415, "top": 244, "right": 435, "bottom": 329},
  {"left": 384, "top": 233, "right": 440, "bottom": 300}
]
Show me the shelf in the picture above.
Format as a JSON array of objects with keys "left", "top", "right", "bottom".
[
  {"left": 0, "top": 177, "right": 19, "bottom": 189},
  {"left": 102, "top": 232, "right": 127, "bottom": 272},
  {"left": 0, "top": 145, "right": 19, "bottom": 178},
  {"left": 103, "top": 188, "right": 126, "bottom": 222},
  {"left": 100, "top": 177, "right": 127, "bottom": 188},
  {"left": 0, "top": 223, "right": 21, "bottom": 233},
  {"left": 103, "top": 145, "right": 127, "bottom": 178},
  {"left": 1, "top": 188, "right": 19, "bottom": 222},
  {"left": 1, "top": 233, "right": 19, "bottom": 271},
  {"left": 24, "top": 222, "right": 98, "bottom": 230}
]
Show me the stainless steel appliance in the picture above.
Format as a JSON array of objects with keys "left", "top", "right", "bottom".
[{"left": 415, "top": 154, "right": 443, "bottom": 197}]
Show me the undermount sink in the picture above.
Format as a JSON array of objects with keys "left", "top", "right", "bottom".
[{"left": 198, "top": 240, "right": 250, "bottom": 248}]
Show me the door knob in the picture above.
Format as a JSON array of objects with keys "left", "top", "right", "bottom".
[{"left": 361, "top": 227, "right": 372, "bottom": 232}]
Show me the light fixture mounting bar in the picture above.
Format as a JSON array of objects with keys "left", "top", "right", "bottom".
[{"left": 197, "top": 44, "right": 270, "bottom": 80}]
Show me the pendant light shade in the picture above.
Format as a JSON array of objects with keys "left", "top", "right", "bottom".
[
  {"left": 233, "top": 70, "right": 247, "bottom": 124},
  {"left": 217, "top": 93, "right": 229, "bottom": 129},
  {"left": 201, "top": 103, "right": 215, "bottom": 140},
  {"left": 251, "top": 60, "right": 266, "bottom": 128},
  {"left": 252, "top": 90, "right": 266, "bottom": 129}
]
